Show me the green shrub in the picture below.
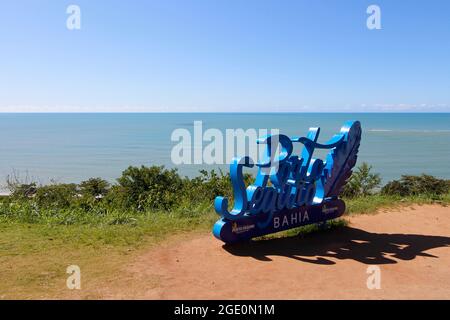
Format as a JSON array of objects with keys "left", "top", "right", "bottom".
[
  {"left": 115, "top": 166, "right": 184, "bottom": 210},
  {"left": 10, "top": 183, "right": 37, "bottom": 199},
  {"left": 342, "top": 162, "right": 381, "bottom": 198},
  {"left": 79, "top": 178, "right": 110, "bottom": 198},
  {"left": 184, "top": 169, "right": 254, "bottom": 206},
  {"left": 35, "top": 183, "right": 78, "bottom": 209},
  {"left": 185, "top": 170, "right": 232, "bottom": 202},
  {"left": 5, "top": 171, "right": 38, "bottom": 199},
  {"left": 381, "top": 174, "right": 449, "bottom": 196}
]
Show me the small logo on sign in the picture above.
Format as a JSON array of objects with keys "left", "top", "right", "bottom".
[
  {"left": 322, "top": 205, "right": 338, "bottom": 214},
  {"left": 231, "top": 222, "right": 255, "bottom": 234}
]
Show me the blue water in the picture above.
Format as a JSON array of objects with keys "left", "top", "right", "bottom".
[{"left": 0, "top": 113, "right": 449, "bottom": 192}]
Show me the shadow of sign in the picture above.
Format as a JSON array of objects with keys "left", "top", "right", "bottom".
[{"left": 223, "top": 226, "right": 450, "bottom": 265}]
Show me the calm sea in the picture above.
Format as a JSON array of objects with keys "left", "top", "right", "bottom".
[{"left": 0, "top": 113, "right": 449, "bottom": 192}]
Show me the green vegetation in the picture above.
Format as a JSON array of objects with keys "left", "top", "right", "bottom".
[
  {"left": 342, "top": 162, "right": 381, "bottom": 197},
  {"left": 381, "top": 174, "right": 450, "bottom": 197},
  {"left": 341, "top": 165, "right": 449, "bottom": 215},
  {"left": 1, "top": 166, "right": 229, "bottom": 226},
  {"left": 1, "top": 164, "right": 449, "bottom": 233}
]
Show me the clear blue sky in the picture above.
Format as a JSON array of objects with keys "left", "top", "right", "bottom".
[{"left": 1, "top": 0, "right": 449, "bottom": 112}]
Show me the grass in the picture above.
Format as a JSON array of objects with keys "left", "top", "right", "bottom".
[
  {"left": 0, "top": 223, "right": 131, "bottom": 299},
  {"left": 0, "top": 193, "right": 448, "bottom": 299},
  {"left": 345, "top": 193, "right": 450, "bottom": 215},
  {"left": 0, "top": 209, "right": 218, "bottom": 299}
]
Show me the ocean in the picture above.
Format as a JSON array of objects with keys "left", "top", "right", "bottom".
[{"left": 0, "top": 113, "right": 449, "bottom": 192}]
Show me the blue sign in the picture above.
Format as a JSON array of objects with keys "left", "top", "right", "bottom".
[{"left": 213, "top": 121, "right": 362, "bottom": 243}]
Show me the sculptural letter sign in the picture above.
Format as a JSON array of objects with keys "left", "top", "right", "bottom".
[{"left": 213, "top": 121, "right": 362, "bottom": 243}]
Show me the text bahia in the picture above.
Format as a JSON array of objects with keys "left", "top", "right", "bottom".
[{"left": 273, "top": 210, "right": 309, "bottom": 229}]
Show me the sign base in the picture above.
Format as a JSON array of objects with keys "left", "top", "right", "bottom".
[{"left": 213, "top": 199, "right": 346, "bottom": 244}]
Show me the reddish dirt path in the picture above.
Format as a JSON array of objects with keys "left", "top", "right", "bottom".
[{"left": 104, "top": 204, "right": 450, "bottom": 299}]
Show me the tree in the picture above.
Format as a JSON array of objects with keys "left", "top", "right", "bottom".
[
  {"left": 342, "top": 162, "right": 381, "bottom": 197},
  {"left": 79, "top": 177, "right": 110, "bottom": 198}
]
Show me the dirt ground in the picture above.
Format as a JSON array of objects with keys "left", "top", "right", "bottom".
[{"left": 99, "top": 204, "right": 450, "bottom": 299}]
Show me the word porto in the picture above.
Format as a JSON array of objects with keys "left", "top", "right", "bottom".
[{"left": 213, "top": 121, "right": 362, "bottom": 243}]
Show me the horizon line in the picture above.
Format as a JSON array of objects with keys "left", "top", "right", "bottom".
[{"left": 0, "top": 111, "right": 450, "bottom": 114}]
